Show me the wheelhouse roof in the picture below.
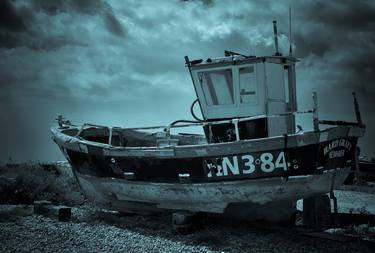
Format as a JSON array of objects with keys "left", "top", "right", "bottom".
[{"left": 186, "top": 55, "right": 300, "bottom": 70}]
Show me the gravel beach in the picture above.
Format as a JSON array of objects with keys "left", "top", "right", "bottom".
[{"left": 0, "top": 205, "right": 372, "bottom": 253}]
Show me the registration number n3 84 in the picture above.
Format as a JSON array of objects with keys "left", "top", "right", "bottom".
[{"left": 206, "top": 151, "right": 295, "bottom": 178}]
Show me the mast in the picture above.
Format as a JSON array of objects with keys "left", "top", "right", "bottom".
[{"left": 289, "top": 6, "right": 293, "bottom": 56}]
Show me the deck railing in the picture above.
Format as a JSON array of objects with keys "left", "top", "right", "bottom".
[
  {"left": 73, "top": 110, "right": 314, "bottom": 146},
  {"left": 63, "top": 92, "right": 363, "bottom": 146}
]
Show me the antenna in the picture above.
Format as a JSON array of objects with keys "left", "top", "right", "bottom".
[
  {"left": 273, "top": 20, "right": 281, "bottom": 56},
  {"left": 289, "top": 6, "right": 293, "bottom": 56}
]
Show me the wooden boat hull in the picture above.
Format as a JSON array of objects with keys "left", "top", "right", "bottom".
[
  {"left": 51, "top": 124, "right": 364, "bottom": 214},
  {"left": 75, "top": 167, "right": 350, "bottom": 213}
]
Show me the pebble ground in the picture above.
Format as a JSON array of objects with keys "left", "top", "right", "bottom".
[{"left": 0, "top": 205, "right": 372, "bottom": 253}]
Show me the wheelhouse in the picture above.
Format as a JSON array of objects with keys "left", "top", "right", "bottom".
[{"left": 186, "top": 55, "right": 299, "bottom": 140}]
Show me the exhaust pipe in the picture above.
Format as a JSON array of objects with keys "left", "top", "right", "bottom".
[{"left": 273, "top": 20, "right": 281, "bottom": 56}]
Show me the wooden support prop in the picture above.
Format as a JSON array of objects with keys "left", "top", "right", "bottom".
[
  {"left": 312, "top": 92, "right": 319, "bottom": 132},
  {"left": 354, "top": 146, "right": 363, "bottom": 184},
  {"left": 329, "top": 191, "right": 339, "bottom": 227},
  {"left": 172, "top": 211, "right": 195, "bottom": 233},
  {"left": 303, "top": 195, "right": 331, "bottom": 230},
  {"left": 33, "top": 200, "right": 71, "bottom": 222},
  {"left": 329, "top": 170, "right": 339, "bottom": 227}
]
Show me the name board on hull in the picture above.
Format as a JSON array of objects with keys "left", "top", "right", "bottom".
[
  {"left": 317, "top": 138, "right": 355, "bottom": 170},
  {"left": 323, "top": 138, "right": 352, "bottom": 159}
]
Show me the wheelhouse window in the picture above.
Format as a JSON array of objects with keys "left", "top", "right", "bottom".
[
  {"left": 198, "top": 69, "right": 234, "bottom": 106},
  {"left": 239, "top": 66, "right": 257, "bottom": 105}
]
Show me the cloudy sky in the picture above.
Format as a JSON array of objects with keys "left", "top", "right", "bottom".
[{"left": 1, "top": 0, "right": 374, "bottom": 164}]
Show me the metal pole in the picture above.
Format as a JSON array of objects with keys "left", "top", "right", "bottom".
[
  {"left": 312, "top": 92, "right": 319, "bottom": 132},
  {"left": 232, "top": 119, "right": 240, "bottom": 141},
  {"left": 352, "top": 92, "right": 363, "bottom": 125},
  {"left": 289, "top": 6, "right": 292, "bottom": 56},
  {"left": 354, "top": 146, "right": 362, "bottom": 184},
  {"left": 108, "top": 127, "right": 113, "bottom": 146}
]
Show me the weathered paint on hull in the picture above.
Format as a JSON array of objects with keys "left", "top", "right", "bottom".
[
  {"left": 52, "top": 125, "right": 363, "bottom": 184},
  {"left": 75, "top": 167, "right": 350, "bottom": 214},
  {"left": 51, "top": 124, "right": 363, "bottom": 215}
]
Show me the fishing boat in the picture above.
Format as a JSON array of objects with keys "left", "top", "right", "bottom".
[{"left": 51, "top": 22, "right": 365, "bottom": 223}]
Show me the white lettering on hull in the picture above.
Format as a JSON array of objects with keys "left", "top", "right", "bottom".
[
  {"left": 222, "top": 156, "right": 239, "bottom": 176},
  {"left": 329, "top": 150, "right": 345, "bottom": 159},
  {"left": 207, "top": 151, "right": 289, "bottom": 178},
  {"left": 323, "top": 138, "right": 352, "bottom": 156}
]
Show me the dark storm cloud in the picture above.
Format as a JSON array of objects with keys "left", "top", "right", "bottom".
[
  {"left": 0, "top": 32, "right": 81, "bottom": 51},
  {"left": 294, "top": 0, "right": 375, "bottom": 56},
  {"left": 31, "top": 0, "right": 126, "bottom": 37},
  {"left": 0, "top": 0, "right": 38, "bottom": 48},
  {"left": 0, "top": 0, "right": 75, "bottom": 50},
  {"left": 0, "top": 0, "right": 125, "bottom": 50},
  {"left": 337, "top": 49, "right": 375, "bottom": 99},
  {"left": 306, "top": 0, "right": 375, "bottom": 31},
  {"left": 291, "top": 0, "right": 375, "bottom": 109},
  {"left": 0, "top": 0, "right": 28, "bottom": 32},
  {"left": 31, "top": 0, "right": 106, "bottom": 15},
  {"left": 293, "top": 33, "right": 331, "bottom": 58}
]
